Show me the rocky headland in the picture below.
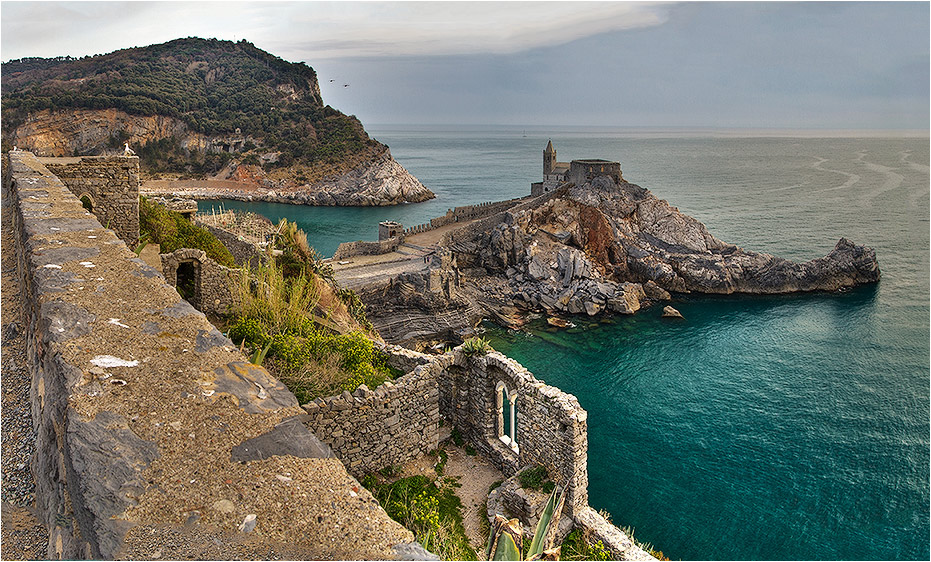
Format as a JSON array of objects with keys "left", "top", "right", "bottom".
[
  {"left": 358, "top": 176, "right": 880, "bottom": 348},
  {"left": 2, "top": 38, "right": 436, "bottom": 207},
  {"left": 141, "top": 148, "right": 434, "bottom": 206}
]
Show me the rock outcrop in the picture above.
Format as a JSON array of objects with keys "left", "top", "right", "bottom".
[{"left": 359, "top": 175, "right": 880, "bottom": 347}]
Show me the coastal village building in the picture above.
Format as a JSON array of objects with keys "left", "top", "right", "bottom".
[{"left": 531, "top": 140, "right": 623, "bottom": 196}]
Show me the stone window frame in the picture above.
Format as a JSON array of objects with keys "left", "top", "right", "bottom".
[{"left": 494, "top": 380, "right": 519, "bottom": 454}]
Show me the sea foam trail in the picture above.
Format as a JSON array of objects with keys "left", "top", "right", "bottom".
[
  {"left": 857, "top": 151, "right": 905, "bottom": 207},
  {"left": 810, "top": 156, "right": 861, "bottom": 193},
  {"left": 899, "top": 150, "right": 930, "bottom": 174}
]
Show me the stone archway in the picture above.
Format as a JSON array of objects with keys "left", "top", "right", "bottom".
[
  {"left": 77, "top": 192, "right": 95, "bottom": 212},
  {"left": 175, "top": 260, "right": 200, "bottom": 302}
]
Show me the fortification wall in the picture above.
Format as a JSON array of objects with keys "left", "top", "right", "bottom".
[
  {"left": 160, "top": 248, "right": 240, "bottom": 317},
  {"left": 331, "top": 198, "right": 531, "bottom": 260},
  {"left": 43, "top": 156, "right": 140, "bottom": 247},
  {"left": 332, "top": 237, "right": 403, "bottom": 260},
  {"left": 403, "top": 198, "right": 528, "bottom": 237},
  {"left": 4, "top": 151, "right": 420, "bottom": 561},
  {"left": 301, "top": 357, "right": 440, "bottom": 477}
]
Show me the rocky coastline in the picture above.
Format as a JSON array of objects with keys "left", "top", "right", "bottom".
[
  {"left": 143, "top": 149, "right": 435, "bottom": 207},
  {"left": 356, "top": 176, "right": 880, "bottom": 349}
]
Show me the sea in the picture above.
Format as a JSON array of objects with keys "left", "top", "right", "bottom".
[{"left": 199, "top": 126, "right": 930, "bottom": 561}]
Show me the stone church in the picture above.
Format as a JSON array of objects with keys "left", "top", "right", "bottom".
[{"left": 531, "top": 140, "right": 623, "bottom": 196}]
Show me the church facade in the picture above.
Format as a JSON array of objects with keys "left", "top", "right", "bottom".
[{"left": 531, "top": 140, "right": 623, "bottom": 196}]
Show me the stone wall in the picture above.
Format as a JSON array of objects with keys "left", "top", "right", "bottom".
[
  {"left": 301, "top": 356, "right": 440, "bottom": 477},
  {"left": 439, "top": 349, "right": 589, "bottom": 517},
  {"left": 403, "top": 198, "right": 528, "bottom": 237},
  {"left": 332, "top": 237, "right": 404, "bottom": 260},
  {"left": 43, "top": 156, "right": 140, "bottom": 247},
  {"left": 159, "top": 248, "right": 241, "bottom": 317},
  {"left": 331, "top": 198, "right": 531, "bottom": 260},
  {"left": 4, "top": 151, "right": 422, "bottom": 560},
  {"left": 195, "top": 220, "right": 266, "bottom": 267}
]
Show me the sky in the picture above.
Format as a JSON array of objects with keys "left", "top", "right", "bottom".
[{"left": 1, "top": 1, "right": 928, "bottom": 130}]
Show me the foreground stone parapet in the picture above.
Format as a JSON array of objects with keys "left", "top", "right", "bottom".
[{"left": 6, "top": 151, "right": 416, "bottom": 560}]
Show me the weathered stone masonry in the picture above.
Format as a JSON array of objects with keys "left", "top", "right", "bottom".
[
  {"left": 160, "top": 248, "right": 240, "bottom": 317},
  {"left": 4, "top": 151, "right": 421, "bottom": 560},
  {"left": 42, "top": 156, "right": 140, "bottom": 247},
  {"left": 301, "top": 356, "right": 440, "bottom": 476},
  {"left": 299, "top": 340, "right": 652, "bottom": 559}
]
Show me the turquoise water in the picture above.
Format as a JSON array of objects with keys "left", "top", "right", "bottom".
[{"left": 201, "top": 128, "right": 929, "bottom": 560}]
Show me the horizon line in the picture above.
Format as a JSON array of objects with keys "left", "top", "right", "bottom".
[{"left": 366, "top": 124, "right": 930, "bottom": 138}]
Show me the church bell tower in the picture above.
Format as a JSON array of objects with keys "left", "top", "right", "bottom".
[{"left": 544, "top": 140, "right": 556, "bottom": 177}]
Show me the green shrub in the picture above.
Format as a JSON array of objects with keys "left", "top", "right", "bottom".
[
  {"left": 362, "top": 475, "right": 476, "bottom": 560},
  {"left": 461, "top": 336, "right": 492, "bottom": 357},
  {"left": 139, "top": 197, "right": 235, "bottom": 267},
  {"left": 560, "top": 529, "right": 612, "bottom": 561},
  {"left": 518, "top": 465, "right": 554, "bottom": 493},
  {"left": 229, "top": 258, "right": 394, "bottom": 400}
]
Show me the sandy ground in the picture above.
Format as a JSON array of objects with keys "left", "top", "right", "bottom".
[{"left": 397, "top": 441, "right": 504, "bottom": 555}]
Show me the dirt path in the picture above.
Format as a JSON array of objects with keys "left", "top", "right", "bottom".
[{"left": 398, "top": 442, "right": 504, "bottom": 555}]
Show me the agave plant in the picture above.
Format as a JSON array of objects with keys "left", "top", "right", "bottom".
[{"left": 486, "top": 485, "right": 565, "bottom": 561}]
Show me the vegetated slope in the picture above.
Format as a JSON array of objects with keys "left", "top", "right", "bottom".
[{"left": 1, "top": 37, "right": 428, "bottom": 201}]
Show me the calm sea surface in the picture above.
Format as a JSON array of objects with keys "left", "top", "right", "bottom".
[{"left": 201, "top": 127, "right": 930, "bottom": 560}]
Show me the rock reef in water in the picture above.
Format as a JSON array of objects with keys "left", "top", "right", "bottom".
[{"left": 360, "top": 175, "right": 880, "bottom": 347}]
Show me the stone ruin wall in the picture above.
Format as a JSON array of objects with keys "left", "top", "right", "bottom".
[
  {"left": 403, "top": 197, "right": 529, "bottom": 237},
  {"left": 159, "top": 248, "right": 241, "bottom": 317},
  {"left": 43, "top": 156, "right": 140, "bottom": 247},
  {"left": 331, "top": 198, "right": 529, "bottom": 260},
  {"left": 332, "top": 237, "right": 404, "bottom": 260},
  {"left": 300, "top": 349, "right": 440, "bottom": 477},
  {"left": 4, "top": 151, "right": 420, "bottom": 560},
  {"left": 438, "top": 350, "right": 589, "bottom": 517},
  {"left": 196, "top": 220, "right": 266, "bottom": 266}
]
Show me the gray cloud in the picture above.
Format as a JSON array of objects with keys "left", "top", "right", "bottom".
[{"left": 1, "top": 1, "right": 926, "bottom": 130}]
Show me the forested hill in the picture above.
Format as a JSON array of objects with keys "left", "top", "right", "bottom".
[{"left": 1, "top": 37, "right": 385, "bottom": 179}]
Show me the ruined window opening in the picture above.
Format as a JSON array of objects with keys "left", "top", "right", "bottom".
[
  {"left": 176, "top": 260, "right": 199, "bottom": 302},
  {"left": 79, "top": 194, "right": 94, "bottom": 212},
  {"left": 496, "top": 382, "right": 519, "bottom": 453}
]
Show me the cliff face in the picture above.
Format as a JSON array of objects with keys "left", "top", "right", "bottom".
[
  {"left": 11, "top": 108, "right": 200, "bottom": 156},
  {"left": 453, "top": 177, "right": 879, "bottom": 317}
]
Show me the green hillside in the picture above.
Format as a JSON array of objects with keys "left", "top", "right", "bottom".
[{"left": 1, "top": 37, "right": 383, "bottom": 175}]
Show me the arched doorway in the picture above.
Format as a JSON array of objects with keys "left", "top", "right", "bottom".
[{"left": 175, "top": 260, "right": 199, "bottom": 302}]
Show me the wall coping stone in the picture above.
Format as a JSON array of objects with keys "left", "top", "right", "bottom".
[{"left": 6, "top": 151, "right": 417, "bottom": 560}]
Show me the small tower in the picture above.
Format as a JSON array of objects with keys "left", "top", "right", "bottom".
[{"left": 544, "top": 140, "right": 556, "bottom": 177}]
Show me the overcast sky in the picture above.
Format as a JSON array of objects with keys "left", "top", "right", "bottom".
[{"left": 1, "top": 1, "right": 928, "bottom": 130}]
